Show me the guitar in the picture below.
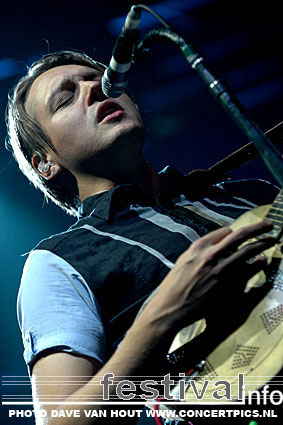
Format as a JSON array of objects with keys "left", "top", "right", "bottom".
[
  {"left": 168, "top": 188, "right": 283, "bottom": 402},
  {"left": 136, "top": 186, "right": 282, "bottom": 409}
]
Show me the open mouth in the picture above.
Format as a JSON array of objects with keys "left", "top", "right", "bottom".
[{"left": 97, "top": 100, "right": 124, "bottom": 124}]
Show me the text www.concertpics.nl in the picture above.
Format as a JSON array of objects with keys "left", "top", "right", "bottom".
[{"left": 7, "top": 408, "right": 279, "bottom": 420}]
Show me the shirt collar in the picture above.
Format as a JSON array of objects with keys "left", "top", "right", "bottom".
[{"left": 78, "top": 166, "right": 192, "bottom": 221}]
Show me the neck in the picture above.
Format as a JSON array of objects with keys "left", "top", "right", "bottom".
[
  {"left": 77, "top": 160, "right": 161, "bottom": 202},
  {"left": 132, "top": 160, "right": 161, "bottom": 199}
]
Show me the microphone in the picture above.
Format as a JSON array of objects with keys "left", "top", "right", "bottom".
[{"left": 102, "top": 6, "right": 141, "bottom": 98}]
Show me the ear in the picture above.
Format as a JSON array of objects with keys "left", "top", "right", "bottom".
[{"left": 31, "top": 151, "right": 62, "bottom": 180}]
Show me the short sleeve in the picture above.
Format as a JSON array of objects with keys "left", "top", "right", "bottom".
[{"left": 17, "top": 249, "right": 106, "bottom": 371}]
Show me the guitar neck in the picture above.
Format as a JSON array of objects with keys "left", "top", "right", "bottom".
[{"left": 264, "top": 187, "right": 283, "bottom": 240}]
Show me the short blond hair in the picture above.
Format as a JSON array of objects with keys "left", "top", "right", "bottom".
[{"left": 6, "top": 50, "right": 106, "bottom": 216}]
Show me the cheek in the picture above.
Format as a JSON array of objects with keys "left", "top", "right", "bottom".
[
  {"left": 121, "top": 94, "right": 139, "bottom": 112},
  {"left": 49, "top": 112, "right": 88, "bottom": 151},
  {"left": 124, "top": 99, "right": 144, "bottom": 126}
]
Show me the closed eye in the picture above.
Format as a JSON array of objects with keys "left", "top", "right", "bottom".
[
  {"left": 48, "top": 70, "right": 103, "bottom": 114},
  {"left": 54, "top": 92, "right": 74, "bottom": 111},
  {"left": 53, "top": 79, "right": 76, "bottom": 112}
]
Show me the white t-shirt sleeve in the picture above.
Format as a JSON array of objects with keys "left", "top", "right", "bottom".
[{"left": 17, "top": 249, "right": 106, "bottom": 371}]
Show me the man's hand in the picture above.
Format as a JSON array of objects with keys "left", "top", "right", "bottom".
[{"left": 139, "top": 220, "right": 275, "bottom": 344}]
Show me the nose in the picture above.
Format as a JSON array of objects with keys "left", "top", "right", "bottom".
[{"left": 80, "top": 80, "right": 106, "bottom": 106}]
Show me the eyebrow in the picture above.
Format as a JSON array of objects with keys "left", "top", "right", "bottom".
[{"left": 46, "top": 69, "right": 102, "bottom": 114}]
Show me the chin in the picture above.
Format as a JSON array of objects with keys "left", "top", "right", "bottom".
[
  {"left": 118, "top": 123, "right": 145, "bottom": 148},
  {"left": 80, "top": 124, "right": 146, "bottom": 177},
  {"left": 111, "top": 119, "right": 145, "bottom": 147}
]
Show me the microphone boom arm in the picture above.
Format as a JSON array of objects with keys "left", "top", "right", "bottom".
[{"left": 134, "top": 27, "right": 283, "bottom": 186}]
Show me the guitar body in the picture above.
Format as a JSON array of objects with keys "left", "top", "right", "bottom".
[{"left": 170, "top": 205, "right": 283, "bottom": 401}]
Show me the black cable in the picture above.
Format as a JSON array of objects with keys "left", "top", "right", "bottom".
[
  {"left": 134, "top": 27, "right": 187, "bottom": 62},
  {"left": 133, "top": 4, "right": 171, "bottom": 29},
  {"left": 127, "top": 4, "right": 188, "bottom": 63}
]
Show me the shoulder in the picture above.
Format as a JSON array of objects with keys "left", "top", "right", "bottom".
[
  {"left": 33, "top": 227, "right": 80, "bottom": 252},
  {"left": 31, "top": 216, "right": 92, "bottom": 254},
  {"left": 19, "top": 249, "right": 95, "bottom": 307}
]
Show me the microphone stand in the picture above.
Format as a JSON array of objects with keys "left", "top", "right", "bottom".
[{"left": 134, "top": 27, "right": 283, "bottom": 187}]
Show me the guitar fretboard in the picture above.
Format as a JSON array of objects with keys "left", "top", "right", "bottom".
[{"left": 265, "top": 188, "right": 283, "bottom": 240}]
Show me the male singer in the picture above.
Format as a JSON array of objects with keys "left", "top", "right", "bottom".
[{"left": 7, "top": 50, "right": 278, "bottom": 424}]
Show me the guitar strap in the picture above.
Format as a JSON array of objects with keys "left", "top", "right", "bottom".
[
  {"left": 186, "top": 121, "right": 283, "bottom": 186},
  {"left": 208, "top": 120, "right": 283, "bottom": 179}
]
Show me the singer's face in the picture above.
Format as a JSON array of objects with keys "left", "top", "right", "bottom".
[{"left": 25, "top": 64, "right": 145, "bottom": 175}]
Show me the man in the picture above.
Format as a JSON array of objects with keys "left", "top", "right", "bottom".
[{"left": 6, "top": 50, "right": 278, "bottom": 424}]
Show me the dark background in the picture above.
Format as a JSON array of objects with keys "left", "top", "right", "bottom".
[{"left": 1, "top": 0, "right": 282, "bottom": 423}]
